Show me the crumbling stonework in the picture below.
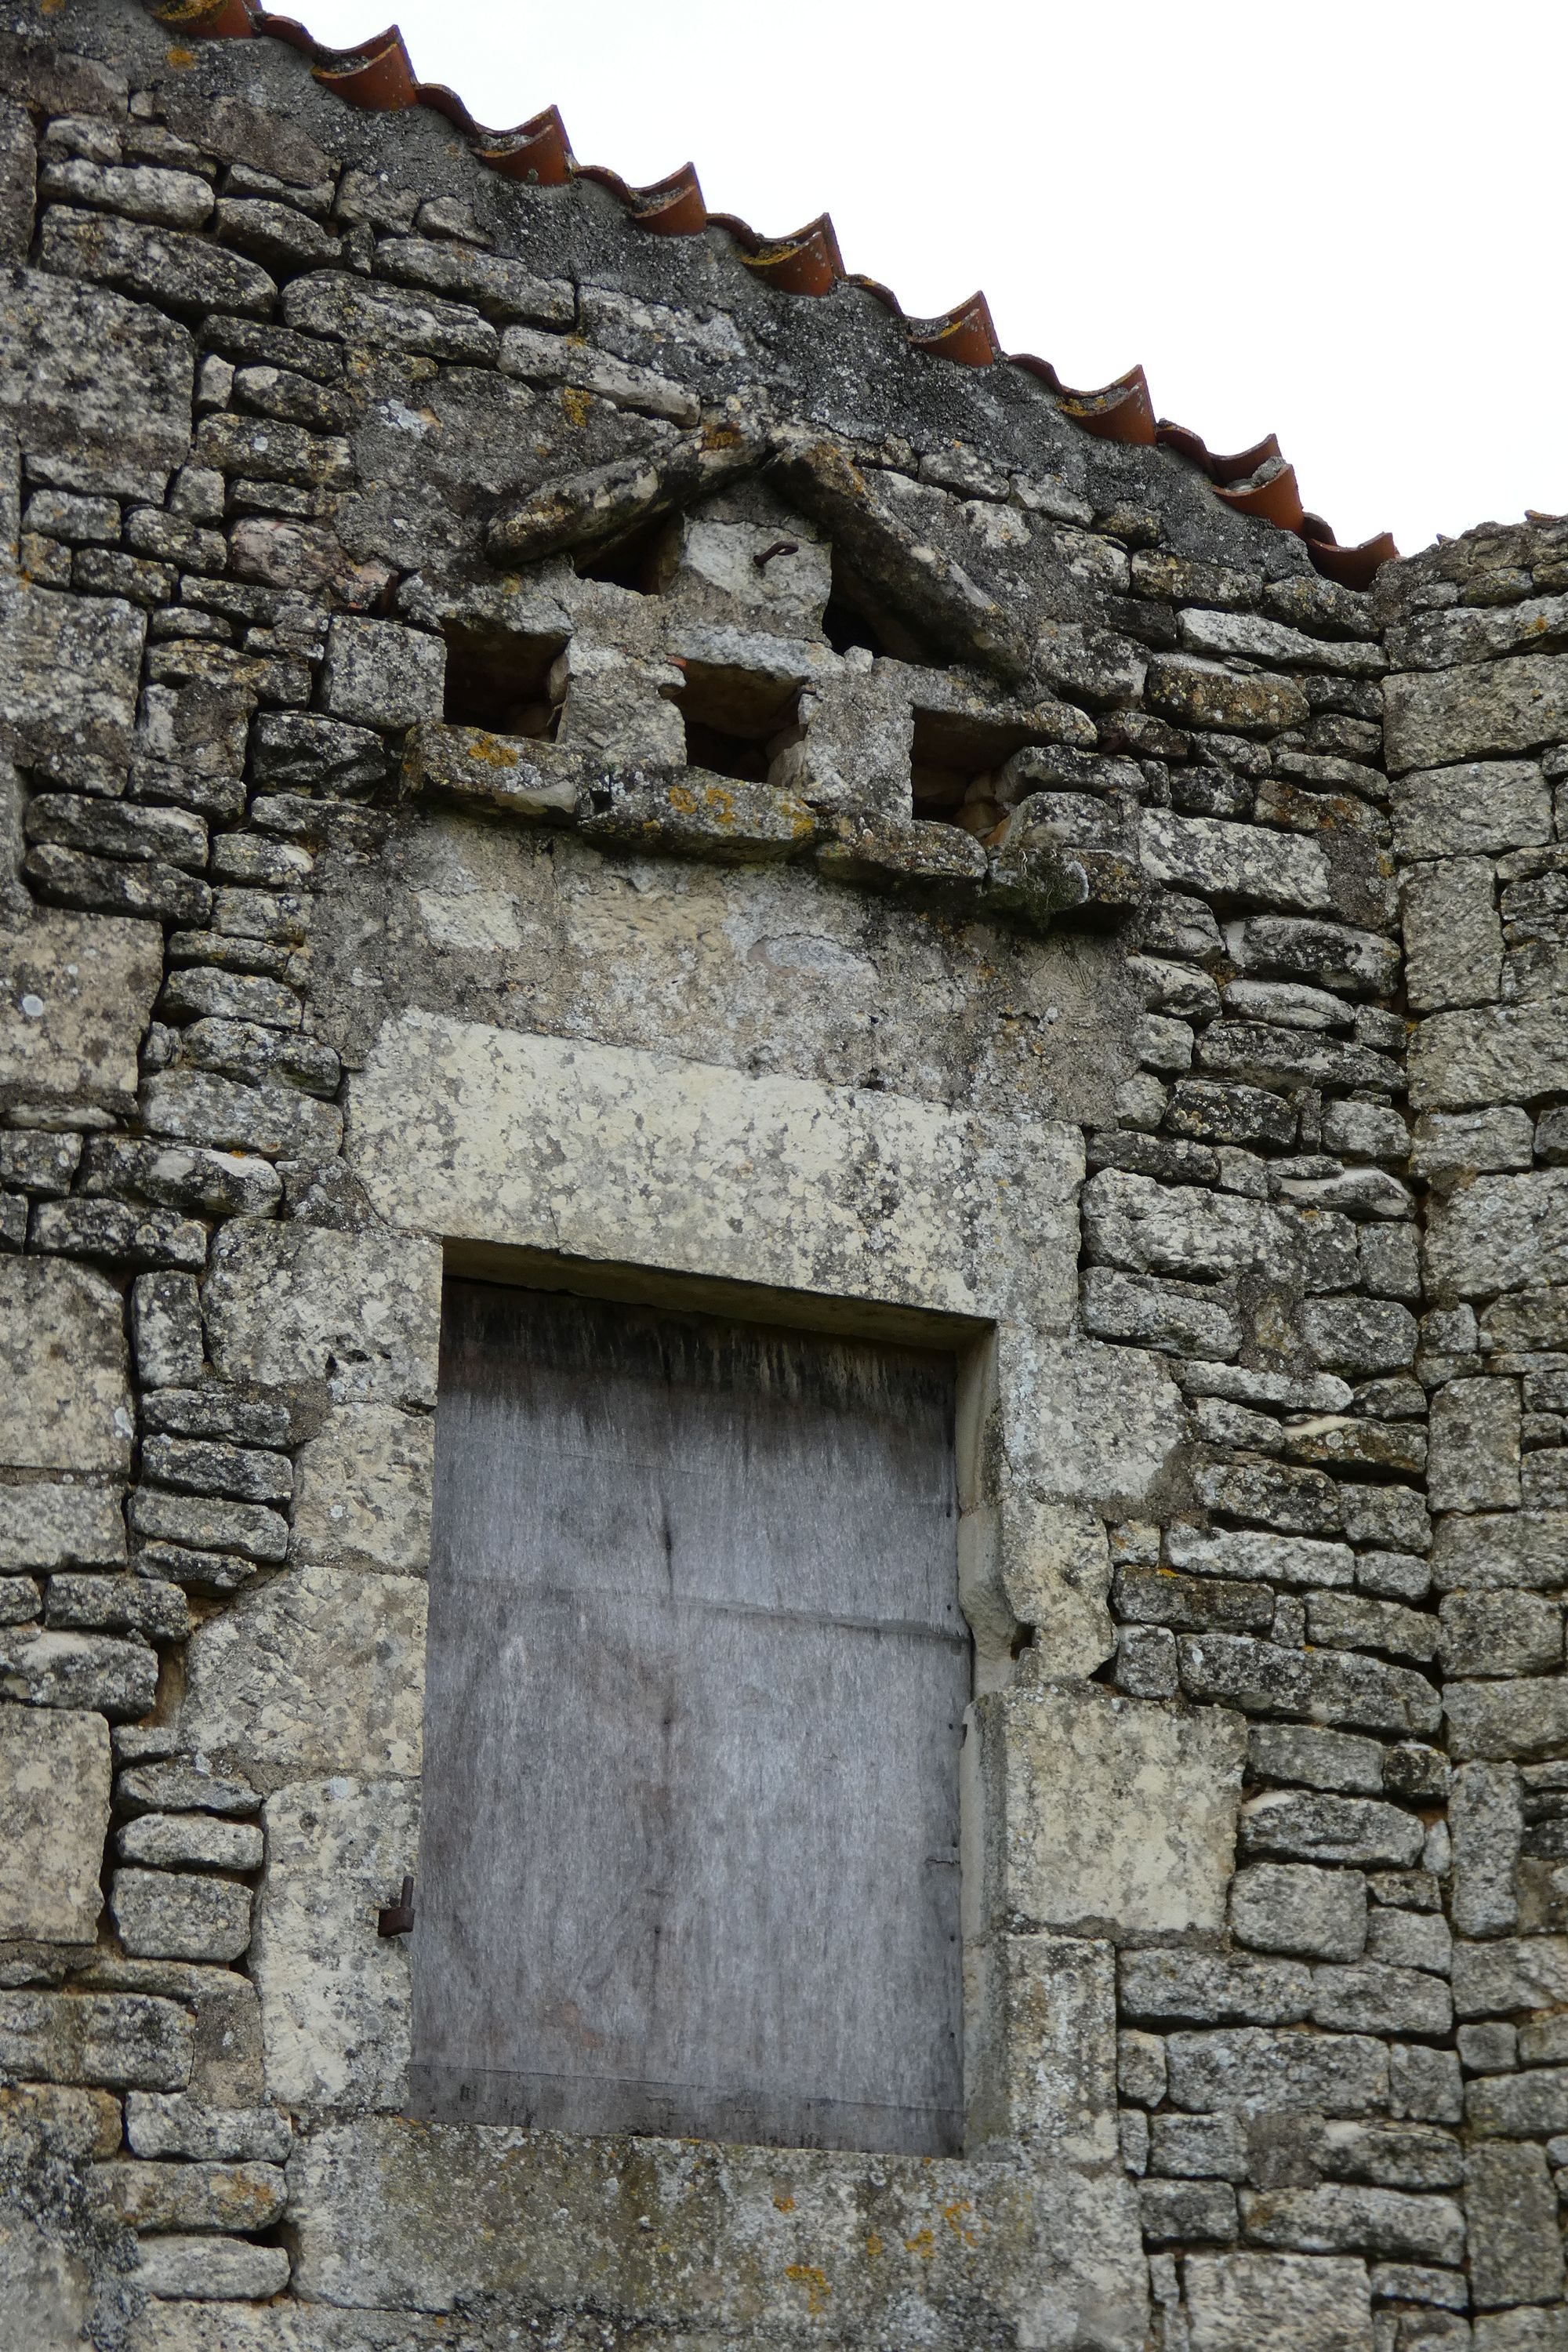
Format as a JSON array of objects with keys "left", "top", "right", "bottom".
[{"left": 0, "top": 1, "right": 1566, "bottom": 2345}]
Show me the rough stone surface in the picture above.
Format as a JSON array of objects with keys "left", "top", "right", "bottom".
[
  {"left": 981, "top": 1682, "right": 1246, "bottom": 1938},
  {"left": 0, "top": 1705, "right": 109, "bottom": 1942},
  {"left": 1185, "top": 2252, "right": 1374, "bottom": 2351}
]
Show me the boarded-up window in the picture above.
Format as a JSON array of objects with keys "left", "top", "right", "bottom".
[{"left": 410, "top": 1279, "right": 967, "bottom": 2156}]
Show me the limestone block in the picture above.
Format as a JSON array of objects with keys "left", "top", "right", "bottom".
[
  {"left": 1432, "top": 1512, "right": 1568, "bottom": 1593},
  {"left": 1401, "top": 858, "right": 1502, "bottom": 1011},
  {"left": 1308, "top": 1964, "right": 1452, "bottom": 2037},
  {"left": 963, "top": 1494, "right": 1114, "bottom": 1679},
  {"left": 1118, "top": 1949, "right": 1311, "bottom": 2025},
  {"left": 0, "top": 266, "right": 192, "bottom": 492},
  {"left": 0, "top": 1258, "right": 131, "bottom": 1476},
  {"left": 1411, "top": 1001, "right": 1568, "bottom": 1112},
  {"left": 203, "top": 1221, "right": 441, "bottom": 1409},
  {"left": 1389, "top": 760, "right": 1552, "bottom": 858},
  {"left": 285, "top": 2113, "right": 1131, "bottom": 2347},
  {"left": 111, "top": 1869, "right": 252, "bottom": 1964},
  {"left": 1466, "top": 2141, "right": 1563, "bottom": 2307},
  {"left": 320, "top": 617, "right": 445, "bottom": 730},
  {"left": 179, "top": 1561, "right": 425, "bottom": 1788},
  {"left": 1446, "top": 1678, "right": 1568, "bottom": 1762},
  {"left": 0, "top": 910, "right": 162, "bottom": 1116},
  {"left": 1000, "top": 1329, "right": 1183, "bottom": 1513},
  {"left": 0, "top": 579, "right": 147, "bottom": 764},
  {"left": 975, "top": 1680, "right": 1245, "bottom": 1939},
  {"left": 1453, "top": 1936, "right": 1568, "bottom": 2016},
  {"left": 0, "top": 1707, "right": 109, "bottom": 1941},
  {"left": 130, "top": 1273, "right": 205, "bottom": 1390},
  {"left": 95, "top": 2157, "right": 286, "bottom": 2233},
  {"left": 1410, "top": 1108, "right": 1534, "bottom": 1178},
  {"left": 1178, "top": 1633, "right": 1440, "bottom": 1737},
  {"left": 1425, "top": 1170, "right": 1568, "bottom": 1297},
  {"left": 0, "top": 1482, "right": 125, "bottom": 1570},
  {"left": 0, "top": 1991, "right": 192, "bottom": 2089},
  {"left": 0, "top": 1626, "right": 156, "bottom": 1716},
  {"left": 290, "top": 1405, "right": 434, "bottom": 1574},
  {"left": 1240, "top": 1791, "right": 1424, "bottom": 1868},
  {"left": 79, "top": 1956, "right": 264, "bottom": 2107},
  {"left": 1230, "top": 1864, "right": 1368, "bottom": 1962},
  {"left": 1240, "top": 2184, "right": 1461, "bottom": 2263},
  {"left": 132, "top": 2235, "right": 291, "bottom": 2301},
  {"left": 347, "top": 1011, "right": 1083, "bottom": 1334},
  {"left": 1186, "top": 2252, "right": 1372, "bottom": 2350},
  {"left": 125, "top": 2095, "right": 291, "bottom": 2161},
  {"left": 1166, "top": 2027, "right": 1387, "bottom": 2116},
  {"left": 1427, "top": 1380, "right": 1520, "bottom": 1513},
  {"left": 251, "top": 1776, "right": 417, "bottom": 2112},
  {"left": 0, "top": 2084, "right": 119, "bottom": 2160},
  {"left": 967, "top": 1931, "right": 1119, "bottom": 2163},
  {"left": 1140, "top": 808, "right": 1330, "bottom": 909},
  {"left": 1384, "top": 657, "right": 1568, "bottom": 775},
  {"left": 1441, "top": 1593, "right": 1562, "bottom": 1678}
]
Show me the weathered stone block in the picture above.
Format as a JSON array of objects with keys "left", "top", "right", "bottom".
[
  {"left": 1308, "top": 1964, "right": 1452, "bottom": 2036},
  {"left": 348, "top": 1011, "right": 1082, "bottom": 1337},
  {"left": 1452, "top": 1936, "right": 1568, "bottom": 2017},
  {"left": 130, "top": 1272, "right": 205, "bottom": 1390},
  {"left": 1413, "top": 998, "right": 1568, "bottom": 1114},
  {"left": 1178, "top": 1634, "right": 1440, "bottom": 1736},
  {"left": 0, "top": 1625, "right": 155, "bottom": 1717},
  {"left": 1384, "top": 659, "right": 1568, "bottom": 775},
  {"left": 111, "top": 1869, "right": 252, "bottom": 1964},
  {"left": 1240, "top": 1792, "right": 1425, "bottom": 1869},
  {"left": 94, "top": 2155, "right": 286, "bottom": 2232},
  {"left": 1427, "top": 1381, "right": 1520, "bottom": 1513},
  {"left": 1390, "top": 760, "right": 1552, "bottom": 858},
  {"left": 289, "top": 1404, "right": 433, "bottom": 1575},
  {"left": 1167, "top": 1527, "right": 1356, "bottom": 1589},
  {"left": 320, "top": 617, "right": 446, "bottom": 730},
  {"left": 1249, "top": 1723, "right": 1385, "bottom": 1792},
  {"left": 975, "top": 1681, "right": 1244, "bottom": 1939},
  {"left": 1446, "top": 1677, "right": 1568, "bottom": 1762},
  {"left": 1185, "top": 2251, "right": 1372, "bottom": 2351},
  {"left": 2, "top": 1259, "right": 132, "bottom": 1480},
  {"left": 0, "top": 267, "right": 192, "bottom": 492},
  {"left": 1426, "top": 1169, "right": 1568, "bottom": 1297},
  {"left": 125, "top": 2093, "right": 291, "bottom": 2161},
  {"left": 1240, "top": 2183, "right": 1463, "bottom": 2263},
  {"left": 0, "top": 909, "right": 162, "bottom": 1116},
  {"left": 1466, "top": 2066, "right": 1568, "bottom": 2137},
  {"left": 1402, "top": 858, "right": 1502, "bottom": 1012},
  {"left": 0, "top": 1481, "right": 125, "bottom": 1571},
  {"left": 203, "top": 1221, "right": 441, "bottom": 1409},
  {"left": 1466, "top": 2141, "right": 1563, "bottom": 2307},
  {"left": 1148, "top": 2110, "right": 1249, "bottom": 2180},
  {"left": 0, "top": 1990, "right": 191, "bottom": 2089},
  {"left": 1164, "top": 2026, "right": 1387, "bottom": 2116},
  {"left": 251, "top": 1775, "right": 417, "bottom": 2113},
  {"left": 1231, "top": 1864, "right": 1368, "bottom": 1962},
  {"left": 1441, "top": 1593, "right": 1562, "bottom": 1679},
  {"left": 1301, "top": 1295, "right": 1417, "bottom": 1374},
  {"left": 178, "top": 1560, "right": 425, "bottom": 1788},
  {"left": 1118, "top": 1949, "right": 1310, "bottom": 2025},
  {"left": 0, "top": 1706, "right": 108, "bottom": 1942},
  {"left": 1432, "top": 1511, "right": 1568, "bottom": 1593},
  {"left": 132, "top": 2234, "right": 291, "bottom": 2300}
]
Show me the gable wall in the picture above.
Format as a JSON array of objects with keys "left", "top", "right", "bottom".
[{"left": 0, "top": 4, "right": 1565, "bottom": 2346}]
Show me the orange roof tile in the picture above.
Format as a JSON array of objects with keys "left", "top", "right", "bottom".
[{"left": 147, "top": 0, "right": 1398, "bottom": 588}]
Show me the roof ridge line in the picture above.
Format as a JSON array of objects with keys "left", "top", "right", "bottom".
[{"left": 143, "top": 0, "right": 1398, "bottom": 586}]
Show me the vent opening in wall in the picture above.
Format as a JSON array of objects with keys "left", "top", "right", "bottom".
[
  {"left": 442, "top": 622, "right": 569, "bottom": 737},
  {"left": 572, "top": 514, "right": 675, "bottom": 594},
  {"left": 411, "top": 1279, "right": 967, "bottom": 2157},
  {"left": 822, "top": 553, "right": 941, "bottom": 666},
  {"left": 911, "top": 708, "right": 1051, "bottom": 836},
  {"left": 670, "top": 659, "right": 804, "bottom": 783}
]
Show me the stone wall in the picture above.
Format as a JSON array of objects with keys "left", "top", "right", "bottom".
[{"left": 0, "top": 2, "right": 1564, "bottom": 2347}]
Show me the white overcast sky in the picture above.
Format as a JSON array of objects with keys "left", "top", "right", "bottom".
[{"left": 292, "top": 0, "right": 1565, "bottom": 560}]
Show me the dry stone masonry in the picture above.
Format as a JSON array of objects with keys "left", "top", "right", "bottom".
[{"left": 0, "top": 2, "right": 1565, "bottom": 2346}]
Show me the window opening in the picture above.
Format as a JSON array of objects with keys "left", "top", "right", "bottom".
[
  {"left": 410, "top": 1279, "right": 967, "bottom": 2157},
  {"left": 441, "top": 622, "right": 568, "bottom": 738},
  {"left": 671, "top": 659, "right": 804, "bottom": 784}
]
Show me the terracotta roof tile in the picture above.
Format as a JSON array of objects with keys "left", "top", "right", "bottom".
[{"left": 146, "top": 0, "right": 1398, "bottom": 587}]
